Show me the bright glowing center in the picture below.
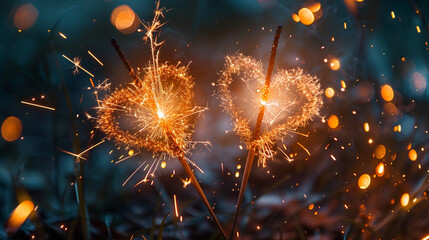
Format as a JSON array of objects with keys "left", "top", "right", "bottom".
[
  {"left": 157, "top": 110, "right": 165, "bottom": 119},
  {"left": 261, "top": 100, "right": 267, "bottom": 106}
]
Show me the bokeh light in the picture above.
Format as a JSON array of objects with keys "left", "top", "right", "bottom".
[
  {"left": 110, "top": 5, "right": 139, "bottom": 34},
  {"left": 401, "top": 193, "right": 410, "bottom": 207},
  {"left": 375, "top": 144, "right": 386, "bottom": 159},
  {"left": 14, "top": 4, "right": 38, "bottom": 30},
  {"left": 412, "top": 72, "right": 426, "bottom": 92},
  {"left": 376, "top": 162, "right": 384, "bottom": 177},
  {"left": 1, "top": 116, "right": 22, "bottom": 142},
  {"left": 363, "top": 122, "right": 370, "bottom": 132},
  {"left": 328, "top": 115, "right": 339, "bottom": 129},
  {"left": 325, "top": 87, "right": 335, "bottom": 98},
  {"left": 6, "top": 200, "right": 34, "bottom": 232},
  {"left": 381, "top": 84, "right": 394, "bottom": 102},
  {"left": 409, "top": 149, "right": 417, "bottom": 161},
  {"left": 306, "top": 2, "right": 321, "bottom": 13},
  {"left": 329, "top": 59, "right": 340, "bottom": 70},
  {"left": 291, "top": 13, "right": 300, "bottom": 22},
  {"left": 298, "top": 8, "right": 314, "bottom": 25},
  {"left": 358, "top": 174, "right": 371, "bottom": 189}
]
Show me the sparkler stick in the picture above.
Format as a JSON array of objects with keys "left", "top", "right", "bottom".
[
  {"left": 110, "top": 38, "right": 140, "bottom": 86},
  {"left": 109, "top": 38, "right": 227, "bottom": 240},
  {"left": 229, "top": 25, "right": 282, "bottom": 240},
  {"left": 165, "top": 130, "right": 227, "bottom": 239}
]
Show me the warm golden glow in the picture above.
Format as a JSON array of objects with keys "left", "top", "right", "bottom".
[
  {"left": 161, "top": 161, "right": 166, "bottom": 168},
  {"left": 383, "top": 102, "right": 398, "bottom": 115},
  {"left": 358, "top": 174, "right": 371, "bottom": 189},
  {"left": 128, "top": 149, "right": 134, "bottom": 156},
  {"left": 110, "top": 5, "right": 139, "bottom": 34},
  {"left": 376, "top": 162, "right": 384, "bottom": 177},
  {"left": 14, "top": 4, "right": 38, "bottom": 30},
  {"left": 325, "top": 87, "right": 335, "bottom": 98},
  {"left": 298, "top": 8, "right": 315, "bottom": 25},
  {"left": 421, "top": 235, "right": 429, "bottom": 240},
  {"left": 409, "top": 149, "right": 417, "bottom": 161},
  {"left": 97, "top": 64, "right": 203, "bottom": 157},
  {"left": 401, "top": 193, "right": 409, "bottom": 207},
  {"left": 292, "top": 13, "right": 300, "bottom": 22},
  {"left": 381, "top": 84, "right": 394, "bottom": 102},
  {"left": 391, "top": 11, "right": 395, "bottom": 19},
  {"left": 307, "top": 2, "right": 321, "bottom": 13},
  {"left": 328, "top": 115, "right": 339, "bottom": 129},
  {"left": 330, "top": 59, "right": 340, "bottom": 71},
  {"left": 375, "top": 144, "right": 386, "bottom": 159},
  {"left": 6, "top": 200, "right": 34, "bottom": 232},
  {"left": 363, "top": 122, "right": 369, "bottom": 132},
  {"left": 1, "top": 116, "right": 22, "bottom": 142},
  {"left": 217, "top": 53, "right": 322, "bottom": 166},
  {"left": 98, "top": 4, "right": 206, "bottom": 183}
]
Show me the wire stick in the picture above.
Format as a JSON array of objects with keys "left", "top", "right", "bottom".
[
  {"left": 229, "top": 25, "right": 282, "bottom": 240},
  {"left": 166, "top": 131, "right": 227, "bottom": 240},
  {"left": 110, "top": 38, "right": 140, "bottom": 86}
]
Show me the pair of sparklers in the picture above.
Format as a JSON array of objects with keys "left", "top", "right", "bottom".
[{"left": 96, "top": 3, "right": 322, "bottom": 239}]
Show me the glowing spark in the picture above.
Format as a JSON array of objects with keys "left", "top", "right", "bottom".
[
  {"left": 97, "top": 64, "right": 205, "bottom": 157},
  {"left": 217, "top": 53, "right": 322, "bottom": 166},
  {"left": 88, "top": 50, "right": 104, "bottom": 66},
  {"left": 173, "top": 194, "right": 179, "bottom": 217},
  {"left": 180, "top": 178, "right": 191, "bottom": 188},
  {"left": 59, "top": 32, "right": 67, "bottom": 39},
  {"left": 297, "top": 142, "right": 311, "bottom": 156},
  {"left": 89, "top": 78, "right": 95, "bottom": 88},
  {"left": 62, "top": 54, "right": 95, "bottom": 77},
  {"left": 21, "top": 101, "right": 55, "bottom": 111},
  {"left": 80, "top": 140, "right": 106, "bottom": 155},
  {"left": 122, "top": 161, "right": 146, "bottom": 186},
  {"left": 59, "top": 140, "right": 105, "bottom": 161},
  {"left": 391, "top": 11, "right": 395, "bottom": 19}
]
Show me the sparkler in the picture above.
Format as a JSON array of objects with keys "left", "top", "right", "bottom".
[
  {"left": 217, "top": 26, "right": 323, "bottom": 239},
  {"left": 96, "top": 3, "right": 227, "bottom": 238}
]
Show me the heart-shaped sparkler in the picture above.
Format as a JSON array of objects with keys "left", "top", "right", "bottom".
[
  {"left": 218, "top": 53, "right": 323, "bottom": 166},
  {"left": 218, "top": 26, "right": 323, "bottom": 239},
  {"left": 97, "top": 63, "right": 198, "bottom": 157}
]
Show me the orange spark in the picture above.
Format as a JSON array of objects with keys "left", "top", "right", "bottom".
[
  {"left": 21, "top": 101, "right": 55, "bottom": 111},
  {"left": 62, "top": 54, "right": 95, "bottom": 77},
  {"left": 59, "top": 32, "right": 67, "bottom": 39},
  {"left": 88, "top": 50, "right": 104, "bottom": 66}
]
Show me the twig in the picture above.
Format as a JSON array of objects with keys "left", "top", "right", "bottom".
[{"left": 229, "top": 25, "right": 282, "bottom": 240}]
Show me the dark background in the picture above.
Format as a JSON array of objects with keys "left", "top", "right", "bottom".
[{"left": 1, "top": 0, "right": 429, "bottom": 239}]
